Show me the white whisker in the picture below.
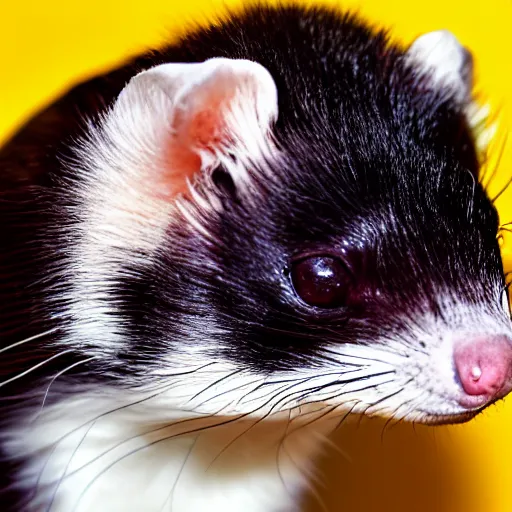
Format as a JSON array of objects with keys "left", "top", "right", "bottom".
[
  {"left": 0, "top": 350, "right": 74, "bottom": 389},
  {"left": 0, "top": 327, "right": 60, "bottom": 355},
  {"left": 39, "top": 357, "right": 98, "bottom": 413}
]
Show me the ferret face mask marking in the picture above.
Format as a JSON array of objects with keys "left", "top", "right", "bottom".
[{"left": 1, "top": 6, "right": 511, "bottom": 511}]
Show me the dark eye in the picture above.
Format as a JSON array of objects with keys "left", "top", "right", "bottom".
[{"left": 290, "top": 256, "right": 352, "bottom": 308}]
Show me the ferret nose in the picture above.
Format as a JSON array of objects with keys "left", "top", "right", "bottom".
[{"left": 454, "top": 336, "right": 512, "bottom": 404}]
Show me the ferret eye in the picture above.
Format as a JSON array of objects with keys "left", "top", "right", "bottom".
[{"left": 290, "top": 256, "right": 351, "bottom": 308}]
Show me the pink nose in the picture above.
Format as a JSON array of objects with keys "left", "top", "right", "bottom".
[{"left": 454, "top": 336, "right": 512, "bottom": 403}]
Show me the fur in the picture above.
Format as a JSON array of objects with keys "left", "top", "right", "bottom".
[{"left": 0, "top": 5, "right": 510, "bottom": 511}]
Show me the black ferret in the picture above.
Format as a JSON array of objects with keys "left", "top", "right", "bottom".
[{"left": 0, "top": 5, "right": 511, "bottom": 511}]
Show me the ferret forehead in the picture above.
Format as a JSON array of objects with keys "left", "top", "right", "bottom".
[
  {"left": 264, "top": 140, "right": 463, "bottom": 223},
  {"left": 241, "top": 148, "right": 502, "bottom": 291}
]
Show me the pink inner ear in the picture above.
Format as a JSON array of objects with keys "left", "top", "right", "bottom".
[
  {"left": 160, "top": 96, "right": 232, "bottom": 199},
  {"left": 190, "top": 108, "right": 226, "bottom": 149}
]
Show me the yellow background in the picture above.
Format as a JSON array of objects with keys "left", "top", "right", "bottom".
[{"left": 1, "top": 0, "right": 512, "bottom": 510}]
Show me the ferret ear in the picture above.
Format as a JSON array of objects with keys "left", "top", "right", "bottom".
[
  {"left": 406, "top": 30, "right": 473, "bottom": 103},
  {"left": 110, "top": 58, "right": 278, "bottom": 198}
]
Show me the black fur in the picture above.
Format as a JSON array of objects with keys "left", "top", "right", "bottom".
[{"left": 0, "top": 4, "right": 505, "bottom": 509}]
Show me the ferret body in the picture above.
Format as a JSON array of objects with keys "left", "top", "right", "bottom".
[{"left": 1, "top": 5, "right": 511, "bottom": 511}]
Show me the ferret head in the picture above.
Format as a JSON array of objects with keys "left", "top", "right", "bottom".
[{"left": 61, "top": 13, "right": 511, "bottom": 426}]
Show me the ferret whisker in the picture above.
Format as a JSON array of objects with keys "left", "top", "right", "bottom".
[
  {"left": 163, "top": 435, "right": 200, "bottom": 512},
  {"left": 319, "top": 345, "right": 405, "bottom": 366},
  {"left": 275, "top": 409, "right": 293, "bottom": 500},
  {"left": 276, "top": 408, "right": 318, "bottom": 508},
  {"left": 235, "top": 371, "right": 369, "bottom": 408},
  {"left": 312, "top": 429, "right": 352, "bottom": 462},
  {"left": 0, "top": 327, "right": 60, "bottom": 355},
  {"left": 287, "top": 403, "right": 340, "bottom": 437},
  {"left": 313, "top": 352, "right": 367, "bottom": 368},
  {"left": 492, "top": 174, "right": 512, "bottom": 204},
  {"left": 334, "top": 401, "right": 361, "bottom": 431},
  {"left": 377, "top": 389, "right": 423, "bottom": 444},
  {"left": 186, "top": 369, "right": 246, "bottom": 404},
  {"left": 355, "top": 402, "right": 378, "bottom": 429},
  {"left": 260, "top": 381, "right": 348, "bottom": 413},
  {"left": 196, "top": 377, "right": 318, "bottom": 416},
  {"left": 379, "top": 412, "right": 403, "bottom": 444},
  {"left": 363, "top": 372, "right": 419, "bottom": 414},
  {"left": 303, "top": 378, "right": 398, "bottom": 419},
  {"left": 205, "top": 407, "right": 285, "bottom": 472},
  {"left": 395, "top": 392, "right": 430, "bottom": 426},
  {"left": 44, "top": 420, "right": 98, "bottom": 512},
  {"left": 38, "top": 357, "right": 98, "bottom": 413},
  {"left": 235, "top": 380, "right": 306, "bottom": 407},
  {"left": 317, "top": 391, "right": 394, "bottom": 433},
  {"left": 278, "top": 371, "right": 396, "bottom": 409},
  {"left": 184, "top": 374, "right": 272, "bottom": 410},
  {"left": 278, "top": 419, "right": 329, "bottom": 512},
  {"left": 479, "top": 124, "right": 504, "bottom": 185},
  {"left": 464, "top": 167, "right": 477, "bottom": 221},
  {"left": 0, "top": 350, "right": 74, "bottom": 389}
]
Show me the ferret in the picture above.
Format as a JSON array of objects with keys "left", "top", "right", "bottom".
[{"left": 0, "top": 4, "right": 511, "bottom": 512}]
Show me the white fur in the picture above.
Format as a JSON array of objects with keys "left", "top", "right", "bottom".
[
  {"left": 407, "top": 30, "right": 497, "bottom": 158},
  {"left": 503, "top": 289, "right": 511, "bottom": 316},
  {"left": 407, "top": 30, "right": 472, "bottom": 103}
]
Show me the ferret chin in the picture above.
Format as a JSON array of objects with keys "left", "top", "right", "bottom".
[{"left": 0, "top": 4, "right": 511, "bottom": 512}]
